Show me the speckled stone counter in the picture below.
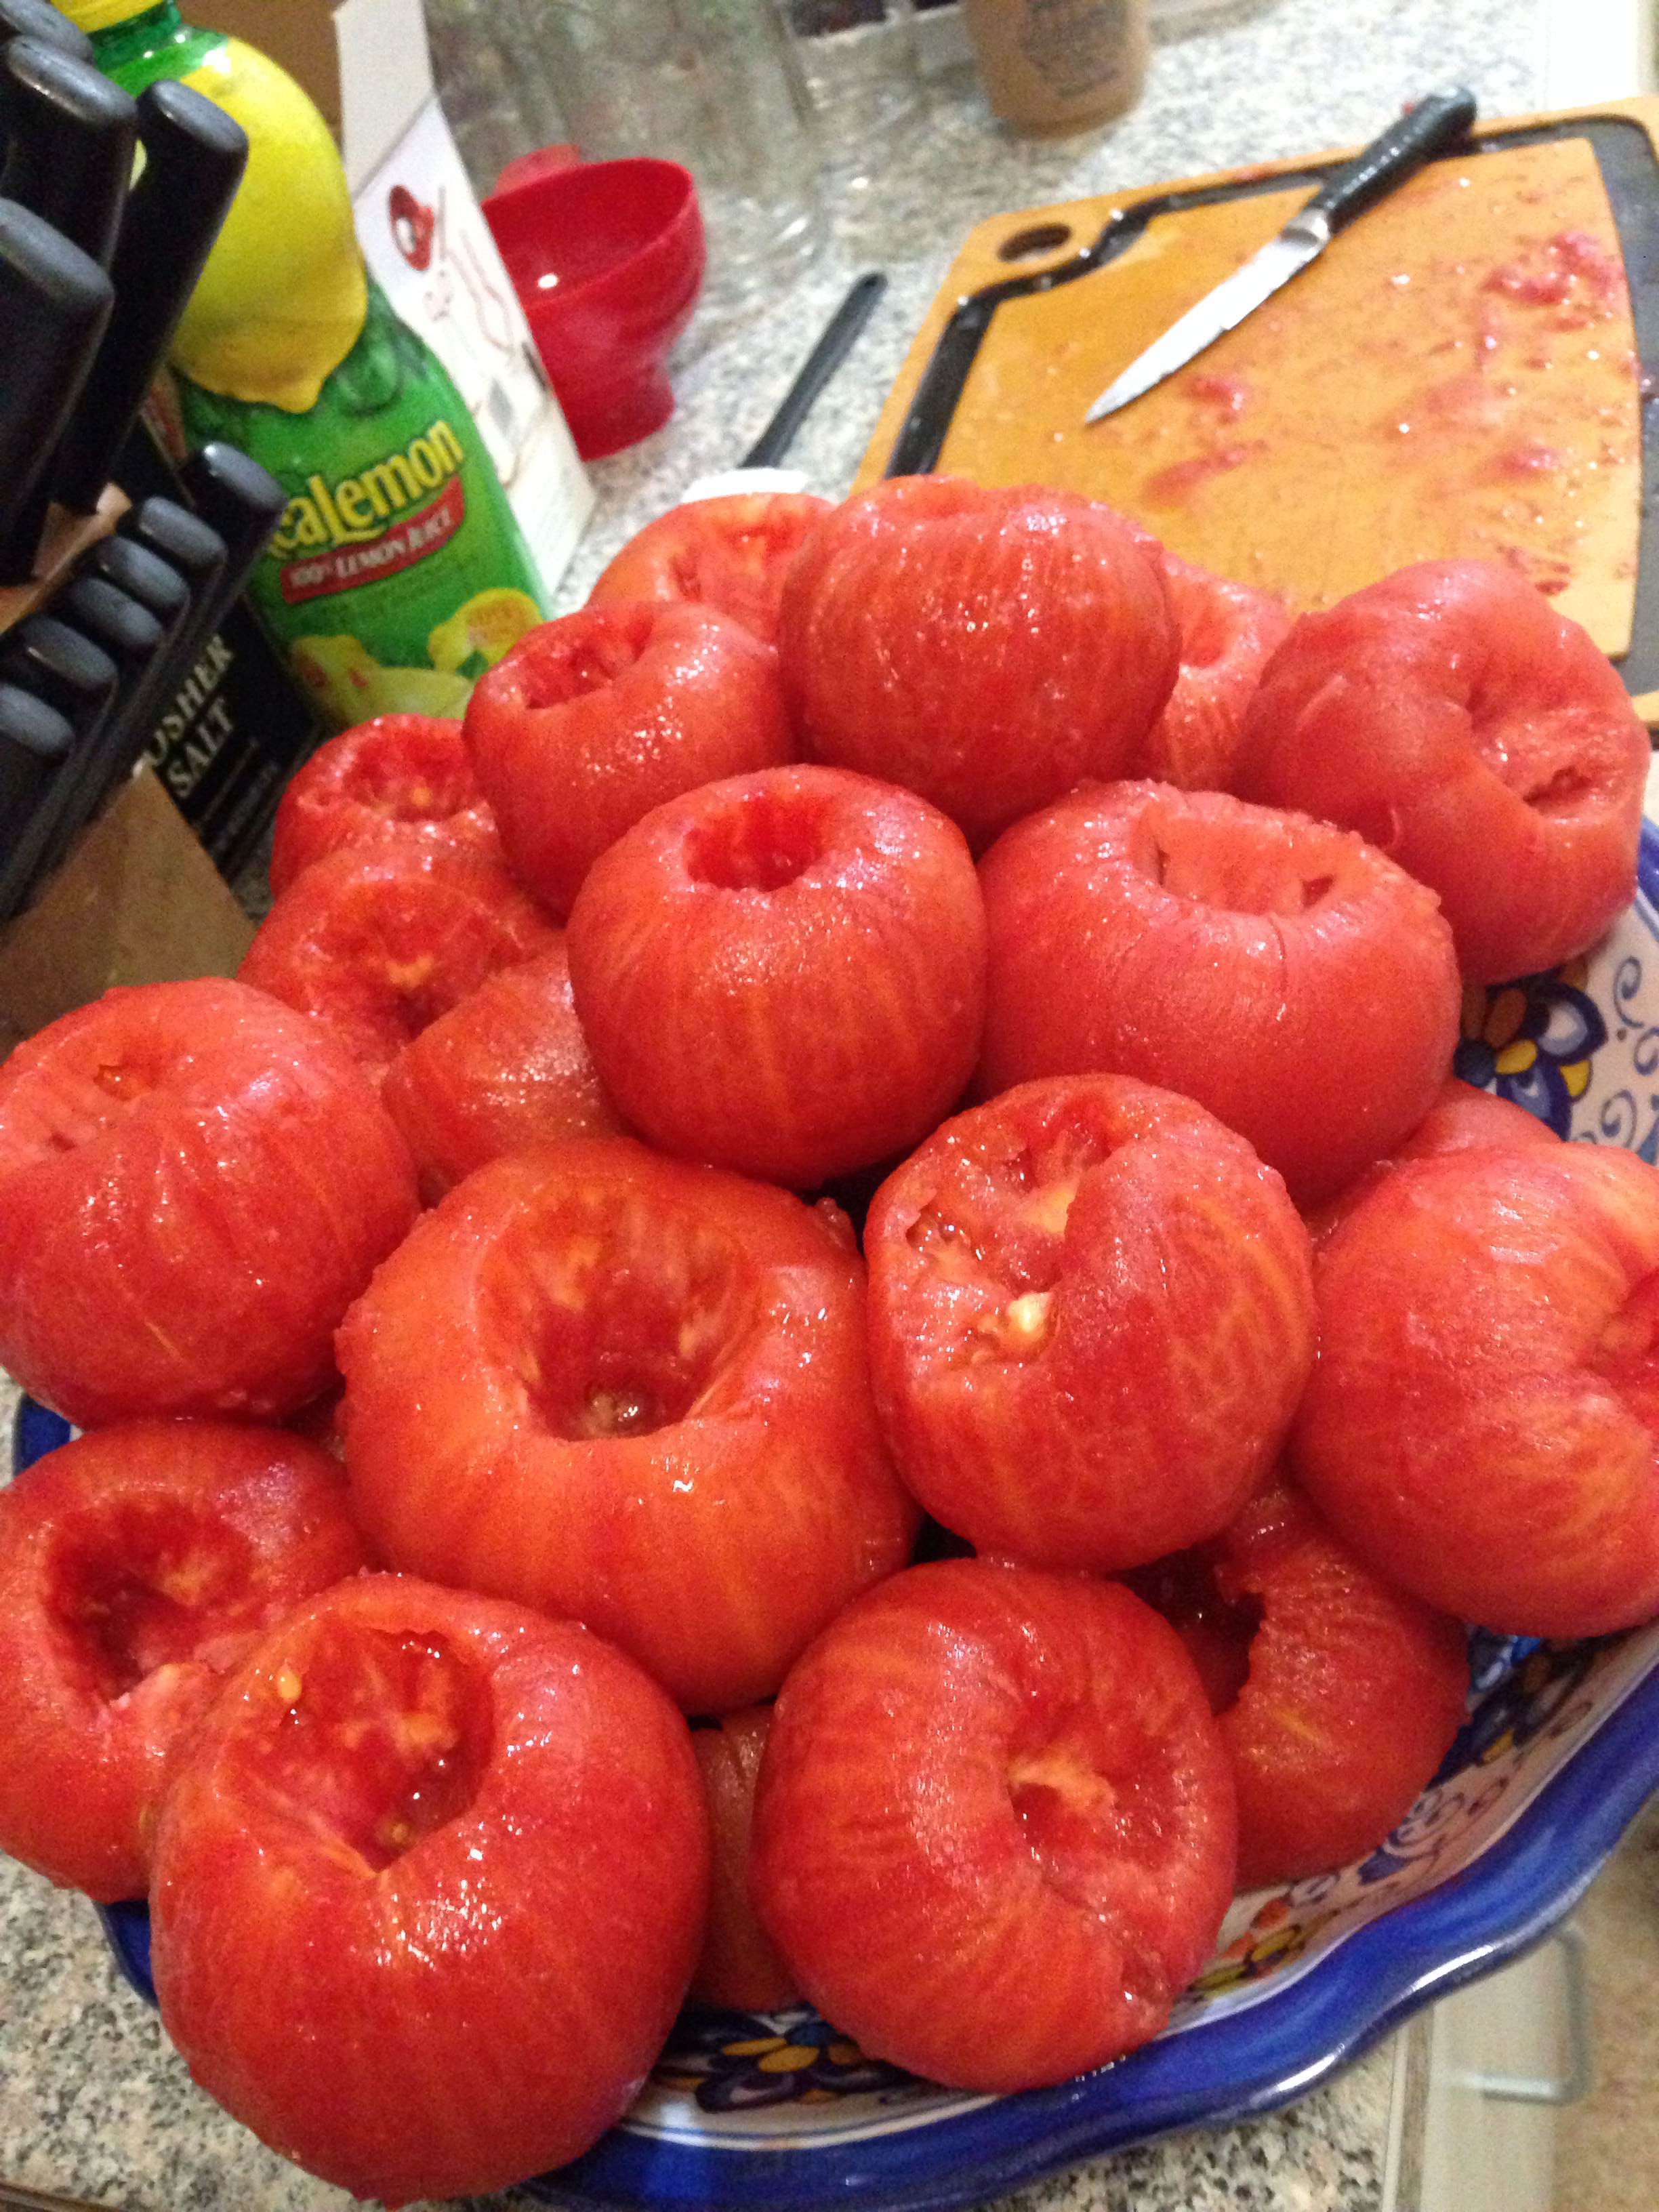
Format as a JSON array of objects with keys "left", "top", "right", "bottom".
[{"left": 0, "top": 3, "right": 1549, "bottom": 2205}]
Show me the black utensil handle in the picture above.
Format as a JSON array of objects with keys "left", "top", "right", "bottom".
[
  {"left": 0, "top": 197, "right": 112, "bottom": 583},
  {"left": 0, "top": 615, "right": 117, "bottom": 921},
  {"left": 26, "top": 577, "right": 168, "bottom": 886},
  {"left": 0, "top": 0, "right": 90, "bottom": 60},
  {"left": 176, "top": 441, "right": 286, "bottom": 634},
  {"left": 742, "top": 270, "right": 888, "bottom": 470},
  {"left": 119, "top": 496, "right": 226, "bottom": 614},
  {"left": 53, "top": 79, "right": 249, "bottom": 514},
  {"left": 79, "top": 533, "right": 191, "bottom": 628},
  {"left": 1305, "top": 88, "right": 1477, "bottom": 233},
  {"left": 0, "top": 39, "right": 136, "bottom": 263},
  {"left": 0, "top": 680, "right": 73, "bottom": 909}
]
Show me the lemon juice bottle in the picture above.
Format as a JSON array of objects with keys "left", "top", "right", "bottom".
[{"left": 68, "top": 0, "right": 550, "bottom": 726}]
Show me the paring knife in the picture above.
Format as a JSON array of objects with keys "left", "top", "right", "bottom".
[
  {"left": 175, "top": 441, "right": 287, "bottom": 637},
  {"left": 26, "top": 575, "right": 167, "bottom": 885},
  {"left": 52, "top": 79, "right": 249, "bottom": 516},
  {"left": 1084, "top": 87, "right": 1478, "bottom": 423},
  {"left": 0, "top": 682, "right": 73, "bottom": 891}
]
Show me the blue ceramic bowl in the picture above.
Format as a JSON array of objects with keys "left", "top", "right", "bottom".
[{"left": 14, "top": 823, "right": 1659, "bottom": 2212}]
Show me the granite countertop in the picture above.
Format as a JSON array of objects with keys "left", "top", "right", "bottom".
[{"left": 0, "top": 3, "right": 1556, "bottom": 2207}]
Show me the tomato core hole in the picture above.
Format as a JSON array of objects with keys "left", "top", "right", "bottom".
[
  {"left": 1006, "top": 1724, "right": 1149, "bottom": 1912},
  {"left": 686, "top": 792, "right": 828, "bottom": 894},
  {"left": 485, "top": 1203, "right": 741, "bottom": 1441},
  {"left": 1141, "top": 806, "right": 1345, "bottom": 916},
  {"left": 262, "top": 1624, "right": 492, "bottom": 1873},
  {"left": 515, "top": 614, "right": 649, "bottom": 709},
  {"left": 52, "top": 1508, "right": 251, "bottom": 1700}
]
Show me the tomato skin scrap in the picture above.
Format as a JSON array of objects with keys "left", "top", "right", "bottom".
[
  {"left": 150, "top": 1574, "right": 710, "bottom": 2204},
  {"left": 0, "top": 979, "right": 418, "bottom": 1426}
]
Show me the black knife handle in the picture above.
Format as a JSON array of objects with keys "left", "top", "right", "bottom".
[
  {"left": 54, "top": 576, "right": 165, "bottom": 673},
  {"left": 118, "top": 495, "right": 226, "bottom": 618},
  {"left": 53, "top": 80, "right": 249, "bottom": 515},
  {"left": 0, "top": 1, "right": 90, "bottom": 60},
  {"left": 0, "top": 614, "right": 117, "bottom": 919},
  {"left": 0, "top": 196, "right": 112, "bottom": 584},
  {"left": 0, "top": 678, "right": 73, "bottom": 912},
  {"left": 1303, "top": 88, "right": 1477, "bottom": 235},
  {"left": 0, "top": 39, "right": 137, "bottom": 265},
  {"left": 742, "top": 271, "right": 888, "bottom": 470},
  {"left": 0, "top": 613, "right": 117, "bottom": 728},
  {"left": 79, "top": 532, "right": 192, "bottom": 630},
  {"left": 176, "top": 442, "right": 286, "bottom": 632}
]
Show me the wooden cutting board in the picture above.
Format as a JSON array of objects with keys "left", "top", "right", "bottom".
[{"left": 857, "top": 97, "right": 1659, "bottom": 713}]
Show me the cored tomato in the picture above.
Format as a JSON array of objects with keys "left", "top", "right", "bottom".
[
  {"left": 0, "top": 979, "right": 417, "bottom": 1425},
  {"left": 0, "top": 1418, "right": 367, "bottom": 1901},
  {"left": 149, "top": 1574, "right": 709, "bottom": 2202},
  {"left": 1134, "top": 553, "right": 1293, "bottom": 792},
  {"left": 567, "top": 764, "right": 987, "bottom": 1189},
  {"left": 267, "top": 714, "right": 495, "bottom": 896},
  {"left": 691, "top": 1705, "right": 799, "bottom": 2012},
  {"left": 777, "top": 477, "right": 1178, "bottom": 850},
  {"left": 464, "top": 600, "right": 795, "bottom": 916},
  {"left": 381, "top": 939, "right": 625, "bottom": 1198},
  {"left": 865, "top": 1075, "right": 1315, "bottom": 1571},
  {"left": 1130, "top": 1476, "right": 1469, "bottom": 1887},
  {"left": 1296, "top": 1144, "right": 1659, "bottom": 1635},
  {"left": 336, "top": 1139, "right": 917, "bottom": 1712},
  {"left": 588, "top": 491, "right": 833, "bottom": 644},
  {"left": 1235, "top": 560, "right": 1649, "bottom": 981},
  {"left": 240, "top": 842, "right": 558, "bottom": 1082},
  {"left": 751, "top": 1561, "right": 1237, "bottom": 2091},
  {"left": 977, "top": 781, "right": 1462, "bottom": 1205}
]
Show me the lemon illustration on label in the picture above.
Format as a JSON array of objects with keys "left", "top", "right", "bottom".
[
  {"left": 429, "top": 589, "right": 542, "bottom": 677},
  {"left": 176, "top": 41, "right": 367, "bottom": 413}
]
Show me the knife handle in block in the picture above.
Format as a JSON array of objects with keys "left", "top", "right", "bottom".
[
  {"left": 0, "top": 678, "right": 71, "bottom": 897},
  {"left": 0, "top": 611, "right": 115, "bottom": 920},
  {"left": 0, "top": 38, "right": 136, "bottom": 265},
  {"left": 53, "top": 80, "right": 249, "bottom": 517},
  {"left": 175, "top": 442, "right": 286, "bottom": 637},
  {"left": 1303, "top": 88, "right": 1477, "bottom": 236},
  {"left": 0, "top": 197, "right": 112, "bottom": 587},
  {"left": 0, "top": 1, "right": 89, "bottom": 60}
]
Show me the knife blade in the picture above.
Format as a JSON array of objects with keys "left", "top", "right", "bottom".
[{"left": 1084, "top": 87, "right": 1478, "bottom": 424}]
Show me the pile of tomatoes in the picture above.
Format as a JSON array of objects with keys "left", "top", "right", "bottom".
[{"left": 0, "top": 476, "right": 1652, "bottom": 2205}]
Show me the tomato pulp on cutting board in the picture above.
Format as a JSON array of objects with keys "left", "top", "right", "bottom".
[{"left": 863, "top": 133, "right": 1640, "bottom": 656}]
